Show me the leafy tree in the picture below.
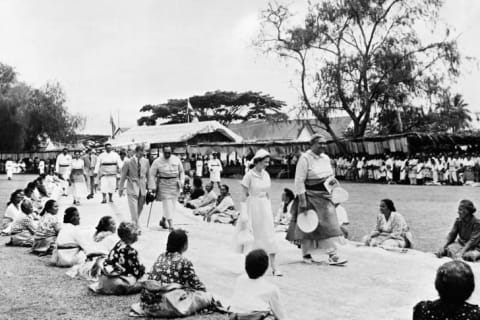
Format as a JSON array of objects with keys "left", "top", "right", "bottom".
[
  {"left": 257, "top": 0, "right": 461, "bottom": 139},
  {"left": 0, "top": 63, "right": 85, "bottom": 151},
  {"left": 435, "top": 92, "right": 471, "bottom": 132},
  {"left": 137, "top": 90, "right": 287, "bottom": 126}
]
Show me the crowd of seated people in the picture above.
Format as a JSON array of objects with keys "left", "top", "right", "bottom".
[{"left": 3, "top": 170, "right": 480, "bottom": 318}]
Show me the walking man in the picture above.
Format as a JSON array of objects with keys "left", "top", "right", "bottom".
[
  {"left": 149, "top": 146, "right": 184, "bottom": 230},
  {"left": 119, "top": 145, "right": 150, "bottom": 227},
  {"left": 208, "top": 153, "right": 222, "bottom": 189},
  {"left": 82, "top": 149, "right": 98, "bottom": 199},
  {"left": 95, "top": 143, "right": 121, "bottom": 203},
  {"left": 55, "top": 148, "right": 72, "bottom": 196}
]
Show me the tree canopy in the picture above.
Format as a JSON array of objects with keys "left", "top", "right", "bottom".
[
  {"left": 137, "top": 90, "right": 287, "bottom": 126},
  {"left": 257, "top": 0, "right": 463, "bottom": 139},
  {"left": 0, "top": 62, "right": 85, "bottom": 151}
]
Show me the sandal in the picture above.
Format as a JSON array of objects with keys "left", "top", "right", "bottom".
[{"left": 302, "top": 254, "right": 314, "bottom": 264}]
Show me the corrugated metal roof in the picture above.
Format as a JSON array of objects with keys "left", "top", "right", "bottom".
[
  {"left": 229, "top": 117, "right": 351, "bottom": 142},
  {"left": 109, "top": 121, "right": 243, "bottom": 147}
]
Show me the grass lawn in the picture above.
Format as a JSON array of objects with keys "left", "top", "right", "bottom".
[{"left": 1, "top": 174, "right": 479, "bottom": 319}]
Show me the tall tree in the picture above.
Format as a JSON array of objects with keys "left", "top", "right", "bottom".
[
  {"left": 435, "top": 92, "right": 471, "bottom": 132},
  {"left": 0, "top": 63, "right": 85, "bottom": 151},
  {"left": 257, "top": 0, "right": 461, "bottom": 139},
  {"left": 137, "top": 90, "right": 287, "bottom": 126}
]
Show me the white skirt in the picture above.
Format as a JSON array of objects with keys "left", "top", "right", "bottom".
[
  {"left": 247, "top": 196, "right": 277, "bottom": 254},
  {"left": 210, "top": 170, "right": 221, "bottom": 182},
  {"left": 100, "top": 175, "right": 117, "bottom": 193}
]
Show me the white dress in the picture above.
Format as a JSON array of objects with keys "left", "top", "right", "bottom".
[
  {"left": 70, "top": 159, "right": 88, "bottom": 199},
  {"left": 241, "top": 169, "right": 277, "bottom": 254}
]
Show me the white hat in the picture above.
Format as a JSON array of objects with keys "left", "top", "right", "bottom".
[
  {"left": 297, "top": 209, "right": 319, "bottom": 233},
  {"left": 253, "top": 149, "right": 270, "bottom": 161},
  {"left": 331, "top": 187, "right": 349, "bottom": 204}
]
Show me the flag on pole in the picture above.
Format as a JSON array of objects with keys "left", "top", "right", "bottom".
[
  {"left": 187, "top": 98, "right": 193, "bottom": 123},
  {"left": 110, "top": 114, "right": 117, "bottom": 138}
]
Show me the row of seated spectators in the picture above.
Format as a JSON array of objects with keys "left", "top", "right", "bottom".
[{"left": 2, "top": 174, "right": 480, "bottom": 318}]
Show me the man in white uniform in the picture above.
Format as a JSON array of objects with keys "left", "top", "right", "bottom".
[
  {"left": 38, "top": 159, "right": 46, "bottom": 175},
  {"left": 149, "top": 146, "right": 184, "bottom": 230},
  {"left": 5, "top": 158, "right": 14, "bottom": 180},
  {"left": 55, "top": 148, "right": 72, "bottom": 196},
  {"left": 208, "top": 153, "right": 222, "bottom": 189},
  {"left": 195, "top": 155, "right": 203, "bottom": 177},
  {"left": 95, "top": 143, "right": 121, "bottom": 203}
]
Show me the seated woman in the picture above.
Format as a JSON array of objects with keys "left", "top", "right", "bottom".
[
  {"left": 228, "top": 249, "right": 287, "bottom": 320},
  {"left": 35, "top": 174, "right": 49, "bottom": 198},
  {"left": 275, "top": 188, "right": 294, "bottom": 226},
  {"left": 362, "top": 199, "right": 412, "bottom": 248},
  {"left": 51, "top": 207, "right": 95, "bottom": 267},
  {"left": 32, "top": 200, "right": 61, "bottom": 255},
  {"left": 178, "top": 178, "right": 192, "bottom": 204},
  {"left": 1, "top": 189, "right": 24, "bottom": 233},
  {"left": 205, "top": 184, "right": 237, "bottom": 224},
  {"left": 6, "top": 200, "right": 38, "bottom": 247},
  {"left": 89, "top": 222, "right": 145, "bottom": 295},
  {"left": 67, "top": 216, "right": 118, "bottom": 280},
  {"left": 23, "top": 184, "right": 42, "bottom": 213},
  {"left": 436, "top": 200, "right": 480, "bottom": 261},
  {"left": 130, "top": 229, "right": 215, "bottom": 318},
  {"left": 413, "top": 260, "right": 480, "bottom": 319},
  {"left": 189, "top": 182, "right": 217, "bottom": 212},
  {"left": 189, "top": 176, "right": 205, "bottom": 201}
]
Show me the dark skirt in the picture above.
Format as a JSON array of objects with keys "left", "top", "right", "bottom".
[{"left": 286, "top": 190, "right": 343, "bottom": 242}]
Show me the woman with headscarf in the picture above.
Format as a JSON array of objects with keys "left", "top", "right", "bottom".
[
  {"left": 362, "top": 199, "right": 411, "bottom": 248},
  {"left": 436, "top": 200, "right": 480, "bottom": 261},
  {"left": 286, "top": 134, "right": 347, "bottom": 265},
  {"left": 238, "top": 149, "right": 281, "bottom": 276}
]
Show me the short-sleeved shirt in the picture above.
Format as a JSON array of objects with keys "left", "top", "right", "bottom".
[
  {"left": 413, "top": 300, "right": 480, "bottom": 320},
  {"left": 294, "top": 150, "right": 333, "bottom": 195},
  {"left": 241, "top": 169, "right": 270, "bottom": 197}
]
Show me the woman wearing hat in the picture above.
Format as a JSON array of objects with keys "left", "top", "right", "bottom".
[
  {"left": 436, "top": 200, "right": 480, "bottom": 261},
  {"left": 239, "top": 149, "right": 282, "bottom": 276},
  {"left": 286, "top": 134, "right": 347, "bottom": 265}
]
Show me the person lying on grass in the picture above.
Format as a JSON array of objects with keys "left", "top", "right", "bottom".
[
  {"left": 130, "top": 229, "right": 216, "bottom": 318},
  {"left": 6, "top": 200, "right": 38, "bottom": 247},
  {"left": 89, "top": 221, "right": 145, "bottom": 295},
  {"left": 413, "top": 260, "right": 480, "bottom": 319},
  {"left": 228, "top": 249, "right": 288, "bottom": 320},
  {"left": 32, "top": 199, "right": 61, "bottom": 256},
  {"left": 436, "top": 200, "right": 480, "bottom": 261}
]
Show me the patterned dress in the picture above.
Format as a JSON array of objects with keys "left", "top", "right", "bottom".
[
  {"left": 413, "top": 300, "right": 480, "bottom": 320},
  {"left": 103, "top": 241, "right": 145, "bottom": 278},
  {"left": 138, "top": 252, "right": 209, "bottom": 314},
  {"left": 32, "top": 213, "right": 61, "bottom": 254}
]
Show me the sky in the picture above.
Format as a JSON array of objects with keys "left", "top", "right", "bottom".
[{"left": 0, "top": 0, "right": 479, "bottom": 135}]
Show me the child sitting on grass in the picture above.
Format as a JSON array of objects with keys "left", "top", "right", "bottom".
[{"left": 229, "top": 249, "right": 288, "bottom": 320}]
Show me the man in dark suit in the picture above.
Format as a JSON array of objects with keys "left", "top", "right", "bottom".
[{"left": 119, "top": 145, "right": 150, "bottom": 227}]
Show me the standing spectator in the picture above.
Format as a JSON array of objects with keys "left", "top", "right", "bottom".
[{"left": 208, "top": 153, "right": 223, "bottom": 189}]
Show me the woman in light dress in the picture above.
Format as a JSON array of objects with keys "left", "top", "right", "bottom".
[
  {"left": 239, "top": 149, "right": 281, "bottom": 276},
  {"left": 1, "top": 189, "right": 24, "bottom": 233},
  {"left": 363, "top": 199, "right": 412, "bottom": 248},
  {"left": 70, "top": 151, "right": 88, "bottom": 205}
]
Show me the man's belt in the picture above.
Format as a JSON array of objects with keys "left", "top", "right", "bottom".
[
  {"left": 101, "top": 162, "right": 117, "bottom": 166},
  {"left": 59, "top": 165, "right": 70, "bottom": 167},
  {"left": 305, "top": 178, "right": 328, "bottom": 192},
  {"left": 157, "top": 176, "right": 177, "bottom": 179}
]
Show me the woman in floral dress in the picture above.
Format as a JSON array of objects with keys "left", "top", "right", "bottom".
[
  {"left": 130, "top": 229, "right": 214, "bottom": 318},
  {"left": 89, "top": 222, "right": 145, "bottom": 294}
]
